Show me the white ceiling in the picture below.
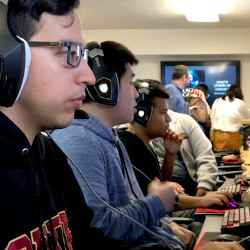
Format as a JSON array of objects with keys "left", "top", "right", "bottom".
[
  {"left": 79, "top": 0, "right": 250, "bottom": 30},
  {"left": 1, "top": 0, "right": 250, "bottom": 30}
]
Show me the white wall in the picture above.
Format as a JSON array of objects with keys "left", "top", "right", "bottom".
[{"left": 84, "top": 28, "right": 250, "bottom": 106}]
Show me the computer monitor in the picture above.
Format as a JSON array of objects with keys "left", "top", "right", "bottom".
[{"left": 161, "top": 60, "right": 240, "bottom": 107}]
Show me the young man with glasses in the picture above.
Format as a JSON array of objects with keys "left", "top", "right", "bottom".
[{"left": 0, "top": 1, "right": 159, "bottom": 249}]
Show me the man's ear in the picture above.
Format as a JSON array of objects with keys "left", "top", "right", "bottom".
[{"left": 181, "top": 75, "right": 186, "bottom": 81}]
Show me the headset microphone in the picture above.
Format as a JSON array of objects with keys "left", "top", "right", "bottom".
[{"left": 85, "top": 41, "right": 119, "bottom": 106}]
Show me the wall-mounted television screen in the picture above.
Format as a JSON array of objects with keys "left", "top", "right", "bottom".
[{"left": 161, "top": 60, "right": 241, "bottom": 107}]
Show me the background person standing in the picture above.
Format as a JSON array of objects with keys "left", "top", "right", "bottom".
[
  {"left": 165, "top": 65, "right": 190, "bottom": 113},
  {"left": 211, "top": 84, "right": 250, "bottom": 152}
]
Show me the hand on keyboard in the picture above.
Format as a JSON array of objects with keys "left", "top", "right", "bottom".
[
  {"left": 219, "top": 184, "right": 243, "bottom": 202},
  {"left": 199, "top": 190, "right": 233, "bottom": 208},
  {"left": 209, "top": 201, "right": 240, "bottom": 210}
]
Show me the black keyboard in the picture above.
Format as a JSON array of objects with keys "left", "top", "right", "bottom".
[
  {"left": 219, "top": 184, "right": 242, "bottom": 202},
  {"left": 221, "top": 207, "right": 250, "bottom": 237},
  {"left": 235, "top": 174, "right": 244, "bottom": 182},
  {"left": 234, "top": 174, "right": 250, "bottom": 186}
]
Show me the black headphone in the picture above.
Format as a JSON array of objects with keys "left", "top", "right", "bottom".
[
  {"left": 134, "top": 81, "right": 153, "bottom": 127},
  {"left": 0, "top": 2, "right": 29, "bottom": 107},
  {"left": 85, "top": 41, "right": 119, "bottom": 106}
]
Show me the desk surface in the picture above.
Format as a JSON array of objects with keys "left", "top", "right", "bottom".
[
  {"left": 240, "top": 149, "right": 250, "bottom": 164},
  {"left": 196, "top": 178, "right": 237, "bottom": 248},
  {"left": 221, "top": 178, "right": 234, "bottom": 187},
  {"left": 196, "top": 215, "right": 223, "bottom": 248},
  {"left": 240, "top": 149, "right": 250, "bottom": 179},
  {"left": 195, "top": 151, "right": 250, "bottom": 248}
]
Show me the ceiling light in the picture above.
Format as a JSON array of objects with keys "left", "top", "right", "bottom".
[
  {"left": 184, "top": 0, "right": 219, "bottom": 22},
  {"left": 185, "top": 11, "right": 219, "bottom": 22},
  {"left": 170, "top": 0, "right": 233, "bottom": 22}
]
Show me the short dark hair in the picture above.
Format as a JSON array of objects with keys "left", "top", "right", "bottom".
[
  {"left": 222, "top": 84, "right": 243, "bottom": 102},
  {"left": 7, "top": 0, "right": 80, "bottom": 40},
  {"left": 101, "top": 41, "right": 139, "bottom": 82},
  {"left": 172, "top": 65, "right": 189, "bottom": 80},
  {"left": 195, "top": 84, "right": 209, "bottom": 97},
  {"left": 133, "top": 79, "right": 169, "bottom": 106}
]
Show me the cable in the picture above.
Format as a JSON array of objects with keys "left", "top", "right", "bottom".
[
  {"left": 173, "top": 202, "right": 194, "bottom": 220},
  {"left": 66, "top": 150, "right": 174, "bottom": 248},
  {"left": 132, "top": 163, "right": 202, "bottom": 229},
  {"left": 238, "top": 235, "right": 250, "bottom": 244},
  {"left": 131, "top": 163, "right": 152, "bottom": 182},
  {"left": 46, "top": 131, "right": 174, "bottom": 249},
  {"left": 132, "top": 164, "right": 204, "bottom": 228}
]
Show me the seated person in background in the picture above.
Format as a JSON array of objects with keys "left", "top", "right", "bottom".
[
  {"left": 195, "top": 84, "right": 211, "bottom": 113},
  {"left": 183, "top": 88, "right": 208, "bottom": 133},
  {"left": 195, "top": 84, "right": 212, "bottom": 140},
  {"left": 211, "top": 84, "right": 250, "bottom": 152},
  {"left": 50, "top": 40, "right": 196, "bottom": 249},
  {"left": 118, "top": 79, "right": 230, "bottom": 204},
  {"left": 152, "top": 109, "right": 218, "bottom": 197}
]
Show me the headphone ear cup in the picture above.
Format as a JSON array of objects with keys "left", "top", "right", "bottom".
[
  {"left": 134, "top": 93, "right": 153, "bottom": 127},
  {"left": 0, "top": 2, "right": 28, "bottom": 107},
  {"left": 86, "top": 76, "right": 117, "bottom": 104},
  {"left": 85, "top": 41, "right": 119, "bottom": 106}
]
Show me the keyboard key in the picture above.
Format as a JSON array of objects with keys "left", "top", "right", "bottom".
[{"left": 221, "top": 207, "right": 250, "bottom": 237}]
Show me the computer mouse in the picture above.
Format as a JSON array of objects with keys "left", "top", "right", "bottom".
[
  {"left": 211, "top": 234, "right": 242, "bottom": 242},
  {"left": 209, "top": 201, "right": 240, "bottom": 210}
]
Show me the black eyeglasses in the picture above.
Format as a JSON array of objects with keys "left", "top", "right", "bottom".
[{"left": 28, "top": 41, "right": 89, "bottom": 67}]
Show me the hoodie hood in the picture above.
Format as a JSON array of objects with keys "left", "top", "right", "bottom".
[
  {"left": 0, "top": 111, "right": 32, "bottom": 169},
  {"left": 74, "top": 113, "right": 116, "bottom": 143}
]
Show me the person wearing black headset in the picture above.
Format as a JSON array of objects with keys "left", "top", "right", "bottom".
[
  {"left": 50, "top": 39, "right": 246, "bottom": 250},
  {"left": 118, "top": 78, "right": 231, "bottom": 203},
  {"left": 0, "top": 1, "right": 171, "bottom": 249},
  {"left": 50, "top": 40, "right": 197, "bottom": 249}
]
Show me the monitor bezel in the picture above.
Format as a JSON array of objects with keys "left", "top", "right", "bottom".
[{"left": 160, "top": 60, "right": 241, "bottom": 86}]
